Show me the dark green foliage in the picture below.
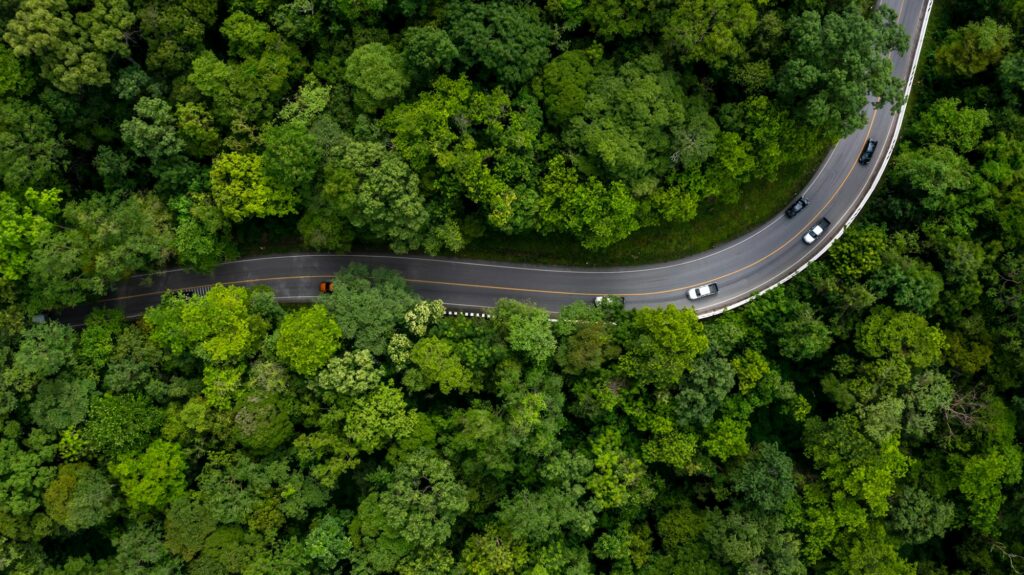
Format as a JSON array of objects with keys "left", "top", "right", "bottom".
[
  {"left": 0, "top": 0, "right": 1022, "bottom": 572},
  {"left": 445, "top": 1, "right": 554, "bottom": 86},
  {"left": 319, "top": 264, "right": 419, "bottom": 355},
  {"left": 42, "top": 462, "right": 118, "bottom": 531},
  {"left": 82, "top": 394, "right": 164, "bottom": 458},
  {"left": 0, "top": 0, "right": 906, "bottom": 317}
]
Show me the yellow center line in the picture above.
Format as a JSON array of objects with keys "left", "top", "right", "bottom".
[
  {"left": 99, "top": 111, "right": 882, "bottom": 303},
  {"left": 100, "top": 0, "right": 908, "bottom": 307}
]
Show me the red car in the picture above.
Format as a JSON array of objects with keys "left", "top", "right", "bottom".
[{"left": 319, "top": 281, "right": 333, "bottom": 294}]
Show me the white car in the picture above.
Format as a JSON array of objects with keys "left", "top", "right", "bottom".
[
  {"left": 687, "top": 283, "right": 719, "bottom": 300},
  {"left": 802, "top": 217, "right": 832, "bottom": 244}
]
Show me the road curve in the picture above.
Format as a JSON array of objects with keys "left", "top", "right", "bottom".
[{"left": 60, "top": 0, "right": 932, "bottom": 327}]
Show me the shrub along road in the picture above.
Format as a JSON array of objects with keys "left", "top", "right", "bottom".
[{"left": 61, "top": 0, "right": 931, "bottom": 326}]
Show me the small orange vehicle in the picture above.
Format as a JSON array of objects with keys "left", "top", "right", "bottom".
[{"left": 319, "top": 281, "right": 333, "bottom": 294}]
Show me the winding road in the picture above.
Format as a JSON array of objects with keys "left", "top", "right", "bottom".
[{"left": 60, "top": 0, "right": 932, "bottom": 326}]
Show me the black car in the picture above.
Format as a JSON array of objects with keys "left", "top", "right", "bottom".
[
  {"left": 859, "top": 139, "right": 878, "bottom": 165},
  {"left": 785, "top": 197, "right": 809, "bottom": 218}
]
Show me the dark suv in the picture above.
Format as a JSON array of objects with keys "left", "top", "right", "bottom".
[
  {"left": 785, "top": 197, "right": 809, "bottom": 218},
  {"left": 859, "top": 139, "right": 878, "bottom": 165}
]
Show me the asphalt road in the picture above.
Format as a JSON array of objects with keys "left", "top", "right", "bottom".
[{"left": 60, "top": 0, "right": 932, "bottom": 326}]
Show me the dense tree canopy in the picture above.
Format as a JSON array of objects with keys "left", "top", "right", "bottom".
[
  {"left": 0, "top": 0, "right": 1022, "bottom": 573},
  {"left": 0, "top": 0, "right": 907, "bottom": 312}
]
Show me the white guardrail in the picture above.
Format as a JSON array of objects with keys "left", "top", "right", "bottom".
[{"left": 695, "top": 0, "right": 935, "bottom": 321}]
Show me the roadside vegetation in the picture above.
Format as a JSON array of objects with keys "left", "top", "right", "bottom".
[
  {"left": 2, "top": 0, "right": 1024, "bottom": 573},
  {"left": 0, "top": 0, "right": 907, "bottom": 313}
]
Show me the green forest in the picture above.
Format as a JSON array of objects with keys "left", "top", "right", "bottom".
[
  {"left": 2, "top": 0, "right": 1024, "bottom": 573},
  {"left": 0, "top": 0, "right": 911, "bottom": 313}
]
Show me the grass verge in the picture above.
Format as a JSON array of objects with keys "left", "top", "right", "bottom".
[{"left": 457, "top": 141, "right": 833, "bottom": 267}]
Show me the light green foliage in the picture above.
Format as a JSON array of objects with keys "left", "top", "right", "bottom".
[
  {"left": 317, "top": 349, "right": 386, "bottom": 396},
  {"left": 295, "top": 430, "right": 360, "bottom": 488},
  {"left": 912, "top": 98, "right": 991, "bottom": 153},
  {"left": 344, "top": 385, "right": 415, "bottom": 452},
  {"left": 855, "top": 307, "right": 945, "bottom": 369},
  {"left": 804, "top": 415, "right": 910, "bottom": 515},
  {"left": 3, "top": 0, "right": 136, "bottom": 92},
  {"left": 827, "top": 524, "right": 916, "bottom": 575},
  {"left": 201, "top": 364, "right": 246, "bottom": 409},
  {"left": 493, "top": 299, "right": 557, "bottom": 365},
  {"left": 935, "top": 18, "right": 1014, "bottom": 76},
  {"left": 957, "top": 445, "right": 1023, "bottom": 534},
  {"left": 109, "top": 440, "right": 187, "bottom": 511},
  {"left": 278, "top": 81, "right": 332, "bottom": 124},
  {"left": 383, "top": 75, "right": 537, "bottom": 235},
  {"left": 0, "top": 44, "right": 28, "bottom": 97},
  {"left": 344, "top": 42, "right": 409, "bottom": 111},
  {"left": 588, "top": 427, "right": 656, "bottom": 511},
  {"left": 209, "top": 152, "right": 298, "bottom": 222},
  {"left": 537, "top": 157, "right": 640, "bottom": 249},
  {"left": 220, "top": 11, "right": 273, "bottom": 59},
  {"left": 404, "top": 300, "right": 446, "bottom": 337},
  {"left": 559, "top": 53, "right": 693, "bottom": 181},
  {"left": 406, "top": 336, "right": 474, "bottom": 394},
  {"left": 0, "top": 188, "right": 60, "bottom": 284},
  {"left": 663, "top": 0, "right": 758, "bottom": 69},
  {"left": 703, "top": 418, "right": 750, "bottom": 461},
  {"left": 180, "top": 284, "right": 270, "bottom": 364},
  {"left": 618, "top": 305, "right": 709, "bottom": 387},
  {"left": 458, "top": 527, "right": 528, "bottom": 574},
  {"left": 78, "top": 308, "right": 123, "bottom": 370},
  {"left": 306, "top": 513, "right": 353, "bottom": 571},
  {"left": 187, "top": 42, "right": 302, "bottom": 129},
  {"left": 175, "top": 101, "right": 220, "bottom": 158},
  {"left": 43, "top": 463, "right": 118, "bottom": 531},
  {"left": 274, "top": 305, "right": 343, "bottom": 377}
]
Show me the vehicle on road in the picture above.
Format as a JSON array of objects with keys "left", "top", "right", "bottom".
[
  {"left": 785, "top": 197, "right": 809, "bottom": 218},
  {"left": 594, "top": 295, "right": 623, "bottom": 306},
  {"left": 319, "top": 281, "right": 333, "bottom": 294},
  {"left": 687, "top": 283, "right": 719, "bottom": 300},
  {"left": 859, "top": 139, "right": 878, "bottom": 165},
  {"left": 803, "top": 218, "right": 832, "bottom": 244}
]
